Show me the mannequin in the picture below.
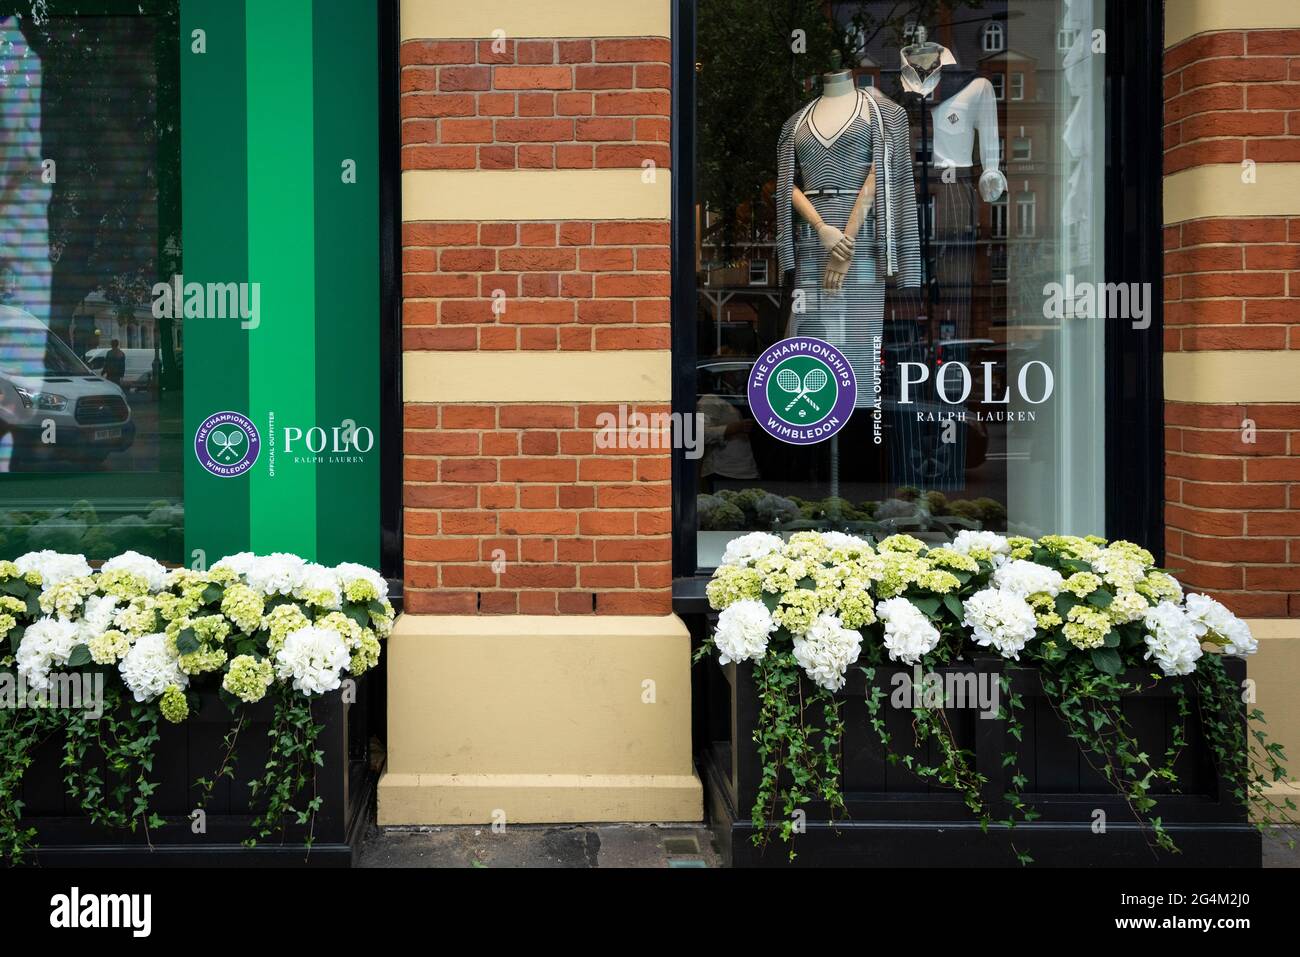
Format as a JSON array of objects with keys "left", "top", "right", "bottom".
[{"left": 791, "top": 68, "right": 877, "bottom": 292}]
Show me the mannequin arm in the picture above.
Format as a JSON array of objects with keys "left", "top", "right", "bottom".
[
  {"left": 823, "top": 166, "right": 876, "bottom": 291},
  {"left": 843, "top": 165, "right": 877, "bottom": 241},
  {"left": 793, "top": 186, "right": 854, "bottom": 262}
]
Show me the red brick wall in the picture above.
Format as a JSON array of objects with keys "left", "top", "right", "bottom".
[
  {"left": 400, "top": 38, "right": 671, "bottom": 171},
  {"left": 1163, "top": 29, "right": 1300, "bottom": 619},
  {"left": 400, "top": 35, "right": 673, "bottom": 616}
]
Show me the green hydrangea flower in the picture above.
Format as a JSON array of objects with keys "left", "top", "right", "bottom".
[
  {"left": 835, "top": 584, "right": 876, "bottom": 630},
  {"left": 222, "top": 654, "right": 275, "bottom": 703},
  {"left": 87, "top": 629, "right": 132, "bottom": 665},
  {"left": 916, "top": 569, "right": 961, "bottom": 594},
  {"left": 220, "top": 583, "right": 266, "bottom": 634},
  {"left": 1063, "top": 605, "right": 1112, "bottom": 650},
  {"left": 264, "top": 603, "right": 311, "bottom": 653},
  {"left": 97, "top": 568, "right": 150, "bottom": 601},
  {"left": 879, "top": 534, "right": 926, "bottom": 554},
  {"left": 0, "top": 560, "right": 19, "bottom": 580},
  {"left": 116, "top": 597, "right": 161, "bottom": 637},
  {"left": 39, "top": 575, "right": 95, "bottom": 619},
  {"left": 706, "top": 565, "right": 763, "bottom": 610},
  {"left": 159, "top": 685, "right": 189, "bottom": 723},
  {"left": 925, "top": 548, "right": 979, "bottom": 573},
  {"left": 350, "top": 631, "right": 382, "bottom": 675},
  {"left": 773, "top": 588, "right": 822, "bottom": 635},
  {"left": 343, "top": 578, "right": 380, "bottom": 604},
  {"left": 1062, "top": 572, "right": 1101, "bottom": 597},
  {"left": 1007, "top": 536, "right": 1035, "bottom": 560}
]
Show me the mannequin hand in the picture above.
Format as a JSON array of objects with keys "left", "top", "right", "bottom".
[
  {"left": 816, "top": 223, "right": 855, "bottom": 262},
  {"left": 823, "top": 255, "right": 850, "bottom": 291}
]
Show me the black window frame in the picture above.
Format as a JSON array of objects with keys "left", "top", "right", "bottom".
[{"left": 670, "top": 0, "right": 1166, "bottom": 592}]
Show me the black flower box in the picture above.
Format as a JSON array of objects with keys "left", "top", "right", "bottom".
[
  {"left": 698, "top": 646, "right": 1262, "bottom": 868},
  {"left": 13, "top": 681, "right": 374, "bottom": 868}
]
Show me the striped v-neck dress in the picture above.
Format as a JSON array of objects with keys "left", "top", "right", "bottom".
[{"left": 790, "top": 94, "right": 885, "bottom": 409}]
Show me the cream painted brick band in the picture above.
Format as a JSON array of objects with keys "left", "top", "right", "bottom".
[
  {"left": 403, "top": 169, "right": 671, "bottom": 222},
  {"left": 1164, "top": 164, "right": 1300, "bottom": 224},
  {"left": 1165, "top": 351, "right": 1300, "bottom": 403},
  {"left": 404, "top": 350, "right": 672, "bottom": 403},
  {"left": 401, "top": 0, "right": 670, "bottom": 40},
  {"left": 1166, "top": 0, "right": 1300, "bottom": 47}
]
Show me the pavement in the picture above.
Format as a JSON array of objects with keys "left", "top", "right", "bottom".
[
  {"left": 357, "top": 821, "right": 1300, "bottom": 868},
  {"left": 357, "top": 822, "right": 722, "bottom": 868}
]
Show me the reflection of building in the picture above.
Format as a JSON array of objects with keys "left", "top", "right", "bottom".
[{"left": 70, "top": 291, "right": 182, "bottom": 355}]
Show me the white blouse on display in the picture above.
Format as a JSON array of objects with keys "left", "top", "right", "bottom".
[
  {"left": 929, "top": 78, "right": 1006, "bottom": 201},
  {"left": 899, "top": 46, "right": 1007, "bottom": 202}
]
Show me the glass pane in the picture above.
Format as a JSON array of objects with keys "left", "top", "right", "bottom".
[
  {"left": 0, "top": 2, "right": 182, "bottom": 562},
  {"left": 694, "top": 0, "right": 1106, "bottom": 567}
]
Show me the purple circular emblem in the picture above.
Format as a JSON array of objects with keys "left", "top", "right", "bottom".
[
  {"left": 195, "top": 410, "right": 261, "bottom": 478},
  {"left": 747, "top": 336, "right": 856, "bottom": 446}
]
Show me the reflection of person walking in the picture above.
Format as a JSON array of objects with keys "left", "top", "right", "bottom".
[{"left": 104, "top": 339, "right": 126, "bottom": 385}]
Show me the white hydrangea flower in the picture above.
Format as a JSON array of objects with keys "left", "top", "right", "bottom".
[
  {"left": 211, "top": 552, "right": 259, "bottom": 580},
  {"left": 14, "top": 551, "right": 92, "bottom": 588},
  {"left": 1107, "top": 590, "right": 1150, "bottom": 625},
  {"left": 950, "top": 530, "right": 1011, "bottom": 564},
  {"left": 118, "top": 633, "right": 189, "bottom": 702},
  {"left": 962, "top": 588, "right": 1038, "bottom": 660},
  {"left": 249, "top": 553, "right": 310, "bottom": 596},
  {"left": 713, "top": 599, "right": 775, "bottom": 665},
  {"left": 1091, "top": 549, "right": 1147, "bottom": 590},
  {"left": 100, "top": 551, "right": 168, "bottom": 592},
  {"left": 291, "top": 562, "right": 343, "bottom": 610},
  {"left": 818, "top": 531, "right": 872, "bottom": 552},
  {"left": 77, "top": 594, "right": 120, "bottom": 642},
  {"left": 1184, "top": 593, "right": 1256, "bottom": 657},
  {"left": 1142, "top": 601, "right": 1204, "bottom": 676},
  {"left": 334, "top": 562, "right": 389, "bottom": 602},
  {"left": 16, "top": 617, "right": 81, "bottom": 691},
  {"left": 275, "top": 625, "right": 351, "bottom": 695},
  {"left": 876, "top": 597, "right": 941, "bottom": 665},
  {"left": 719, "top": 532, "right": 784, "bottom": 568},
  {"left": 792, "top": 612, "right": 862, "bottom": 691},
  {"left": 992, "top": 559, "right": 1064, "bottom": 598}
]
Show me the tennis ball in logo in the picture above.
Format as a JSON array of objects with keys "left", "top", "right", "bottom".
[{"left": 765, "top": 354, "right": 838, "bottom": 425}]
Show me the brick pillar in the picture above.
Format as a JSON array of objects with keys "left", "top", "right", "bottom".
[
  {"left": 1162, "top": 3, "right": 1300, "bottom": 796},
  {"left": 380, "top": 0, "right": 700, "bottom": 826}
]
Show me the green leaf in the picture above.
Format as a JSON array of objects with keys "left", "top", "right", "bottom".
[
  {"left": 1091, "top": 648, "right": 1123, "bottom": 675},
  {"left": 913, "top": 596, "right": 941, "bottom": 618},
  {"left": 942, "top": 594, "right": 964, "bottom": 620},
  {"left": 1103, "top": 631, "right": 1120, "bottom": 648},
  {"left": 25, "top": 595, "right": 40, "bottom": 618},
  {"left": 0, "top": 578, "right": 28, "bottom": 598},
  {"left": 1087, "top": 589, "right": 1114, "bottom": 609},
  {"left": 8, "top": 626, "right": 24, "bottom": 654},
  {"left": 202, "top": 584, "right": 225, "bottom": 605},
  {"left": 343, "top": 604, "right": 369, "bottom": 628},
  {"left": 65, "top": 644, "right": 93, "bottom": 667},
  {"left": 175, "top": 628, "right": 200, "bottom": 655},
  {"left": 1054, "top": 594, "right": 1079, "bottom": 617}
]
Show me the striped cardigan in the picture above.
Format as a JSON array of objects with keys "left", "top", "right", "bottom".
[{"left": 775, "top": 86, "right": 923, "bottom": 289}]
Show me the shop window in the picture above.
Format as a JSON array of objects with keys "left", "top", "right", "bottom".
[
  {"left": 686, "top": 0, "right": 1108, "bottom": 568},
  {"left": 748, "top": 260, "right": 769, "bottom": 286},
  {"left": 1058, "top": 28, "right": 1079, "bottom": 52},
  {"left": 0, "top": 3, "right": 183, "bottom": 562}
]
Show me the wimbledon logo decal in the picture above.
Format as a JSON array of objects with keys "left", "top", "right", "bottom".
[
  {"left": 194, "top": 411, "right": 261, "bottom": 478},
  {"left": 748, "top": 336, "right": 856, "bottom": 445}
]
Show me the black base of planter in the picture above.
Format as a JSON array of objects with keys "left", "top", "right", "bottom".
[
  {"left": 28, "top": 778, "right": 372, "bottom": 868},
  {"left": 704, "top": 751, "right": 1262, "bottom": 868}
]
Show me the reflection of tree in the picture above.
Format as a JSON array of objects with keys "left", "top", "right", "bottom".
[
  {"left": 16, "top": 1, "right": 179, "bottom": 382},
  {"left": 697, "top": 0, "right": 984, "bottom": 259}
]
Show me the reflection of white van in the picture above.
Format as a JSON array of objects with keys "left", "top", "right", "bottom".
[
  {"left": 83, "top": 347, "right": 156, "bottom": 390},
  {"left": 0, "top": 305, "right": 136, "bottom": 465}
]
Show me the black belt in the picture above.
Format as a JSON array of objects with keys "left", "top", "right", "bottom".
[{"left": 803, "top": 187, "right": 858, "bottom": 197}]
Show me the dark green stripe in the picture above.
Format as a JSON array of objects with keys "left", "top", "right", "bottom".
[
  {"left": 181, "top": 0, "right": 250, "bottom": 564},
  {"left": 312, "top": 0, "right": 380, "bottom": 566}
]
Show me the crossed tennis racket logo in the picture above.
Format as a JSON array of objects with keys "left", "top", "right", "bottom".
[
  {"left": 209, "top": 427, "right": 247, "bottom": 462},
  {"left": 775, "top": 366, "right": 829, "bottom": 413}
]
